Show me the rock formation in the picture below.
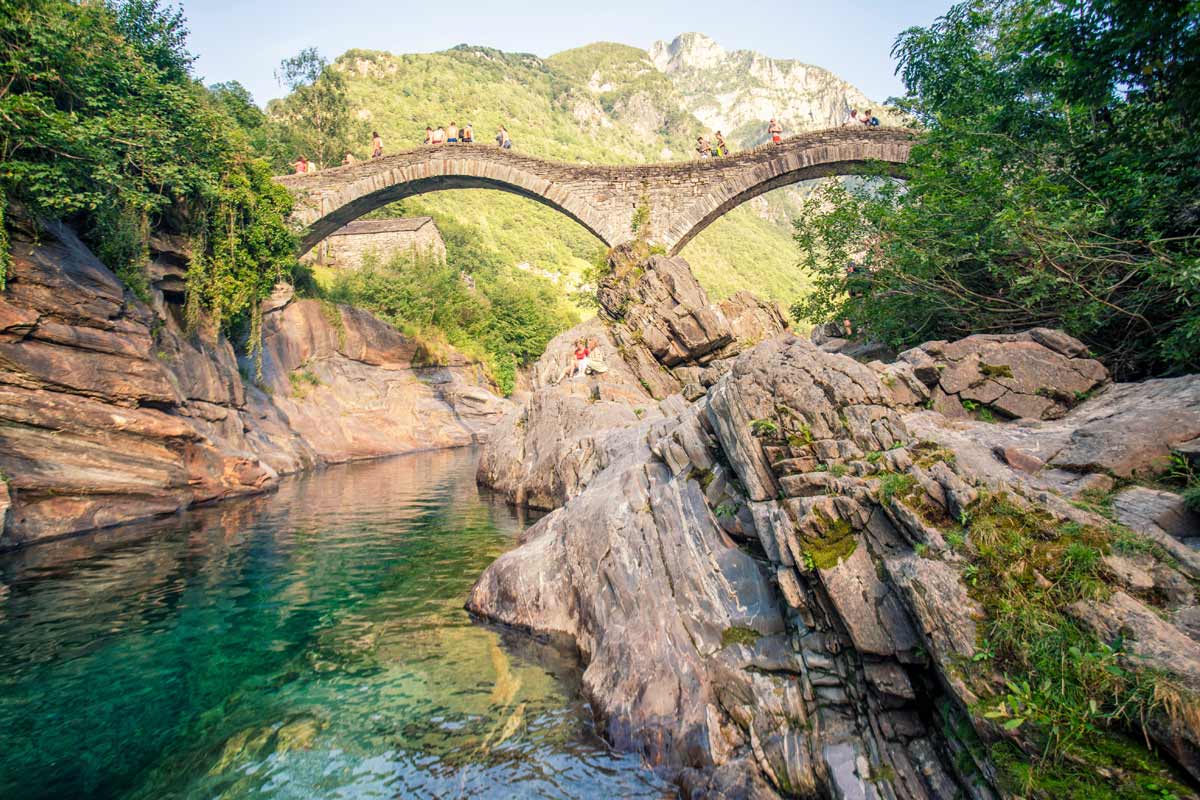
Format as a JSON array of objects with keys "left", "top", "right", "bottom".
[
  {"left": 0, "top": 211, "right": 508, "bottom": 549},
  {"left": 477, "top": 243, "right": 789, "bottom": 509},
  {"left": 470, "top": 252, "right": 1200, "bottom": 797}
]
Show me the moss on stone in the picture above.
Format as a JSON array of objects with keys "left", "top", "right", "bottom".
[
  {"left": 979, "top": 362, "right": 1014, "bottom": 379},
  {"left": 721, "top": 626, "right": 761, "bottom": 648},
  {"left": 688, "top": 467, "right": 714, "bottom": 491},
  {"left": 955, "top": 491, "right": 1197, "bottom": 796},
  {"left": 802, "top": 513, "right": 857, "bottom": 570}
]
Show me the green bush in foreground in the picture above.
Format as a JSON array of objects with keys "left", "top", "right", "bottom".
[{"left": 791, "top": 1, "right": 1200, "bottom": 379}]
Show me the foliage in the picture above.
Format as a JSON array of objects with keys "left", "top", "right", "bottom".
[
  {"left": 749, "top": 418, "right": 779, "bottom": 437},
  {"left": 266, "top": 48, "right": 355, "bottom": 170},
  {"left": 960, "top": 492, "right": 1195, "bottom": 796},
  {"left": 790, "top": 1, "right": 1200, "bottom": 378},
  {"left": 0, "top": 0, "right": 295, "bottom": 336},
  {"left": 322, "top": 218, "right": 578, "bottom": 394}
]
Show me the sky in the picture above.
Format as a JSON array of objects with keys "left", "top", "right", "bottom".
[{"left": 181, "top": 0, "right": 955, "bottom": 107}]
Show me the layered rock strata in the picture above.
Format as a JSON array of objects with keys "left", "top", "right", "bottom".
[{"left": 0, "top": 214, "right": 508, "bottom": 548}]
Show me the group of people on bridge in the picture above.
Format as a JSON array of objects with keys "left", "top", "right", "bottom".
[
  {"left": 694, "top": 118, "right": 787, "bottom": 160},
  {"left": 290, "top": 112, "right": 880, "bottom": 174},
  {"left": 843, "top": 108, "right": 881, "bottom": 128},
  {"left": 422, "top": 123, "right": 513, "bottom": 149}
]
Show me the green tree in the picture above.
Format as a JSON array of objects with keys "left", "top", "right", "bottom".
[
  {"left": 792, "top": 1, "right": 1200, "bottom": 378},
  {"left": 0, "top": 0, "right": 295, "bottom": 334},
  {"left": 267, "top": 48, "right": 353, "bottom": 170}
]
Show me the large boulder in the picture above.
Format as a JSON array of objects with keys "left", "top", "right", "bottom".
[
  {"left": 255, "top": 297, "right": 510, "bottom": 464},
  {"left": 478, "top": 250, "right": 787, "bottom": 510},
  {"left": 471, "top": 331, "right": 1200, "bottom": 798},
  {"left": 897, "top": 328, "right": 1109, "bottom": 420}
]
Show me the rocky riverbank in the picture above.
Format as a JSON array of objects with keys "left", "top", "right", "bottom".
[
  {"left": 0, "top": 212, "right": 509, "bottom": 549},
  {"left": 470, "top": 251, "right": 1200, "bottom": 797}
]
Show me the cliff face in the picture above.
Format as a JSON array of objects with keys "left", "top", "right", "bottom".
[
  {"left": 469, "top": 252, "right": 1200, "bottom": 797},
  {"left": 649, "top": 32, "right": 890, "bottom": 146},
  {"left": 0, "top": 214, "right": 509, "bottom": 549}
]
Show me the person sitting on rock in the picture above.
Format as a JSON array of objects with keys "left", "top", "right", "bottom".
[
  {"left": 371, "top": 131, "right": 383, "bottom": 158},
  {"left": 585, "top": 338, "right": 608, "bottom": 375},
  {"left": 571, "top": 339, "right": 590, "bottom": 378},
  {"left": 714, "top": 131, "right": 728, "bottom": 157},
  {"left": 696, "top": 136, "right": 710, "bottom": 159},
  {"left": 462, "top": 123, "right": 474, "bottom": 143},
  {"left": 447, "top": 122, "right": 459, "bottom": 143},
  {"left": 768, "top": 118, "right": 783, "bottom": 144}
]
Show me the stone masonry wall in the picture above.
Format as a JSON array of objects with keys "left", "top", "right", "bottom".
[{"left": 277, "top": 128, "right": 915, "bottom": 255}]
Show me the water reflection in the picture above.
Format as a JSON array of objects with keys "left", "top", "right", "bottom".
[{"left": 0, "top": 448, "right": 672, "bottom": 799}]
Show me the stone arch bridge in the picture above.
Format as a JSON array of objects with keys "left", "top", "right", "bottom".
[{"left": 277, "top": 128, "right": 915, "bottom": 257}]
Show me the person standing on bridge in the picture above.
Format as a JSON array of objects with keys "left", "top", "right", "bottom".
[
  {"left": 371, "top": 131, "right": 383, "bottom": 158},
  {"left": 447, "top": 122, "right": 459, "bottom": 143},
  {"left": 714, "top": 131, "right": 728, "bottom": 157},
  {"left": 462, "top": 123, "right": 474, "bottom": 143},
  {"left": 696, "top": 135, "right": 710, "bottom": 159},
  {"left": 768, "top": 118, "right": 783, "bottom": 144}
]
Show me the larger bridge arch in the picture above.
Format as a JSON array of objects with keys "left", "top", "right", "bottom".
[{"left": 276, "top": 128, "right": 915, "bottom": 256}]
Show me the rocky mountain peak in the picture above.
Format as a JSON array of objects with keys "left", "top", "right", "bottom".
[{"left": 649, "top": 32, "right": 726, "bottom": 72}]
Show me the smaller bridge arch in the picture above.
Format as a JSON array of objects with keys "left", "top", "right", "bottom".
[{"left": 276, "top": 128, "right": 916, "bottom": 256}]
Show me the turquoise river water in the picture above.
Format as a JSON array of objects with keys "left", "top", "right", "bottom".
[{"left": 0, "top": 448, "right": 673, "bottom": 799}]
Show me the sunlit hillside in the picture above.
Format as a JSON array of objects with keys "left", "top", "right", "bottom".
[{"left": 326, "top": 35, "right": 897, "bottom": 308}]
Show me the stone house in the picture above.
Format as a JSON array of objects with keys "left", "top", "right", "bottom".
[{"left": 309, "top": 217, "right": 446, "bottom": 268}]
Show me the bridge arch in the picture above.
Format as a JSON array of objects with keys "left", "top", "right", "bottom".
[
  {"left": 278, "top": 154, "right": 618, "bottom": 256},
  {"left": 276, "top": 129, "right": 915, "bottom": 256},
  {"left": 665, "top": 158, "right": 908, "bottom": 256}
]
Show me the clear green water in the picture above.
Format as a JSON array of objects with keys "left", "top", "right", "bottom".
[{"left": 0, "top": 448, "right": 672, "bottom": 799}]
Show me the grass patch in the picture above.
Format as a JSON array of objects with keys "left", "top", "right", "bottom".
[
  {"left": 288, "top": 365, "right": 322, "bottom": 397},
  {"left": 750, "top": 418, "right": 779, "bottom": 438},
  {"left": 979, "top": 362, "right": 1014, "bottom": 379},
  {"left": 957, "top": 492, "right": 1195, "bottom": 797},
  {"left": 911, "top": 440, "right": 957, "bottom": 469},
  {"left": 688, "top": 467, "right": 714, "bottom": 492},
  {"left": 878, "top": 472, "right": 917, "bottom": 505}
]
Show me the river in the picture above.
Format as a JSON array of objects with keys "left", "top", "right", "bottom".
[{"left": 0, "top": 448, "right": 673, "bottom": 799}]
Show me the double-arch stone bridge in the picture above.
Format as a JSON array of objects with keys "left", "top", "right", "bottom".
[{"left": 277, "top": 128, "right": 915, "bottom": 256}]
